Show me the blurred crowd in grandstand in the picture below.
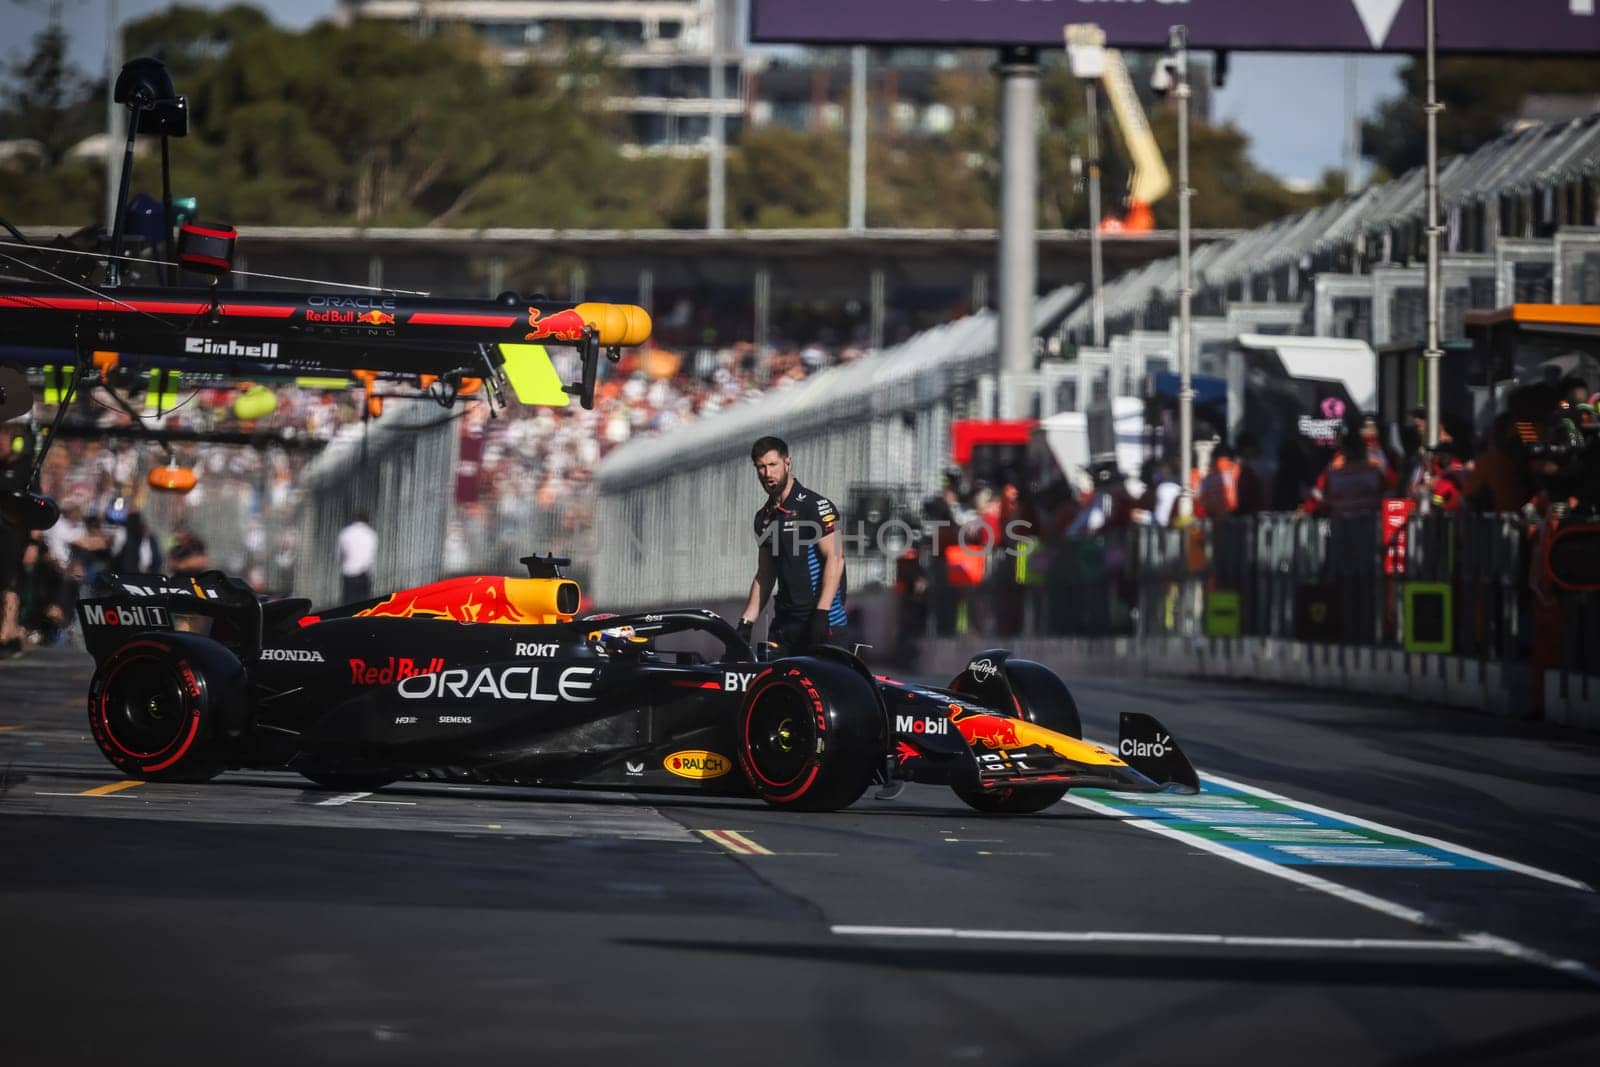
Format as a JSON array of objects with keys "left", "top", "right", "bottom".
[{"left": 0, "top": 337, "right": 863, "bottom": 656}]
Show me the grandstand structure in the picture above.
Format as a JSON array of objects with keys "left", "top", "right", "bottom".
[{"left": 588, "top": 113, "right": 1600, "bottom": 609}]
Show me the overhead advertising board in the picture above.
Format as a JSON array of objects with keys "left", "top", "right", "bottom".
[{"left": 750, "top": 0, "right": 1600, "bottom": 54}]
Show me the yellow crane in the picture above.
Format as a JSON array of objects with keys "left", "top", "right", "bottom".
[{"left": 1097, "top": 47, "right": 1171, "bottom": 232}]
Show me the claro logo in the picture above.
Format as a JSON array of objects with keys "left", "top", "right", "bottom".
[
  {"left": 664, "top": 750, "right": 731, "bottom": 780},
  {"left": 397, "top": 665, "right": 596, "bottom": 702},
  {"left": 1120, "top": 732, "right": 1171, "bottom": 759}
]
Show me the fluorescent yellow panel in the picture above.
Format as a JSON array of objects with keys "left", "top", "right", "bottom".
[{"left": 499, "top": 343, "right": 570, "bottom": 407}]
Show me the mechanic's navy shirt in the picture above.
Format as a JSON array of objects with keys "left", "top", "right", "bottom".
[{"left": 754, "top": 480, "right": 848, "bottom": 627}]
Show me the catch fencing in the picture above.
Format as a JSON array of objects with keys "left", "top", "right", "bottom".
[
  {"left": 291, "top": 404, "right": 461, "bottom": 606},
  {"left": 289, "top": 404, "right": 595, "bottom": 607},
  {"left": 927, "top": 510, "right": 1550, "bottom": 666}
]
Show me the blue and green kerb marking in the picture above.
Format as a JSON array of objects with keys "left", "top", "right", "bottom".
[{"left": 1075, "top": 779, "right": 1497, "bottom": 871}]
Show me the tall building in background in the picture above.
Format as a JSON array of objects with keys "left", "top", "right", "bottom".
[
  {"left": 338, "top": 2, "right": 1208, "bottom": 155},
  {"left": 339, "top": 0, "right": 753, "bottom": 154}
]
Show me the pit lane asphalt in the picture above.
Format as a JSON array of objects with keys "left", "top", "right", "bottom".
[{"left": 2, "top": 645, "right": 1598, "bottom": 1066}]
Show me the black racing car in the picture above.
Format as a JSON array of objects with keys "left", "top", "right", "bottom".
[{"left": 76, "top": 556, "right": 1197, "bottom": 813}]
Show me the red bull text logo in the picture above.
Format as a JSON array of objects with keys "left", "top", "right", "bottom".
[
  {"left": 349, "top": 657, "right": 446, "bottom": 686},
  {"left": 305, "top": 296, "right": 397, "bottom": 327},
  {"left": 524, "top": 306, "right": 588, "bottom": 342}
]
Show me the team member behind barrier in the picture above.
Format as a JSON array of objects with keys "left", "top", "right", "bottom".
[{"left": 737, "top": 436, "right": 848, "bottom": 656}]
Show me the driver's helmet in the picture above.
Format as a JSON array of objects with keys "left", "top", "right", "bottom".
[{"left": 587, "top": 621, "right": 653, "bottom": 656}]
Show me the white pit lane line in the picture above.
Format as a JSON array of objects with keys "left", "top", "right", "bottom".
[
  {"left": 1060, "top": 777, "right": 1600, "bottom": 988},
  {"left": 314, "top": 791, "right": 372, "bottom": 807},
  {"left": 830, "top": 928, "right": 1484, "bottom": 953}
]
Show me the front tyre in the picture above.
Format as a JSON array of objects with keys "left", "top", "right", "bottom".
[
  {"left": 954, "top": 658, "right": 1082, "bottom": 815},
  {"left": 87, "top": 635, "right": 244, "bottom": 782},
  {"left": 954, "top": 785, "right": 1068, "bottom": 814},
  {"left": 737, "top": 659, "right": 882, "bottom": 812}
]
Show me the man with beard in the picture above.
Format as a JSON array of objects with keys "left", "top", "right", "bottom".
[{"left": 737, "top": 436, "right": 848, "bottom": 656}]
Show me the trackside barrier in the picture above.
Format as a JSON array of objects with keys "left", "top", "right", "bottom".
[
  {"left": 907, "top": 510, "right": 1600, "bottom": 726},
  {"left": 916, "top": 635, "right": 1535, "bottom": 720}
]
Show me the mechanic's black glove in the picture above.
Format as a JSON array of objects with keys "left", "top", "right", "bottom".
[
  {"left": 736, "top": 617, "right": 753, "bottom": 644},
  {"left": 805, "top": 608, "right": 830, "bottom": 649}
]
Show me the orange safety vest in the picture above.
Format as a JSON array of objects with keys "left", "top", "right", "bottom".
[{"left": 1198, "top": 457, "right": 1239, "bottom": 518}]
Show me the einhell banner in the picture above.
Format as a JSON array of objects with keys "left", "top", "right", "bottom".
[{"left": 750, "top": 0, "right": 1600, "bottom": 54}]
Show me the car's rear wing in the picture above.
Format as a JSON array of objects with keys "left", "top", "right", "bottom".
[{"left": 78, "top": 570, "right": 263, "bottom": 663}]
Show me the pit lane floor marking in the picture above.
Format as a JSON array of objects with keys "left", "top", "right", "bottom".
[
  {"left": 1061, "top": 790, "right": 1600, "bottom": 988},
  {"left": 1078, "top": 746, "right": 1590, "bottom": 890},
  {"left": 698, "top": 829, "right": 775, "bottom": 856},
  {"left": 314, "top": 791, "right": 372, "bottom": 807},
  {"left": 79, "top": 780, "right": 143, "bottom": 796},
  {"left": 1203, "top": 771, "right": 1592, "bottom": 890},
  {"left": 830, "top": 927, "right": 1484, "bottom": 952}
]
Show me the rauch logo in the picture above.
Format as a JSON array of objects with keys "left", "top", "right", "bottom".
[{"left": 664, "top": 750, "right": 731, "bottom": 780}]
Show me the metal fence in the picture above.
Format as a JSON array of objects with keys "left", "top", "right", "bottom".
[
  {"left": 291, "top": 404, "right": 461, "bottom": 607},
  {"left": 922, "top": 510, "right": 1548, "bottom": 664}
]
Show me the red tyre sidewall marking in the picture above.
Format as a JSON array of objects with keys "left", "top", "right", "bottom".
[
  {"left": 91, "top": 641, "right": 203, "bottom": 770},
  {"left": 740, "top": 671, "right": 826, "bottom": 793}
]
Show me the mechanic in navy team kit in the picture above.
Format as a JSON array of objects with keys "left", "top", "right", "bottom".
[{"left": 737, "top": 436, "right": 849, "bottom": 656}]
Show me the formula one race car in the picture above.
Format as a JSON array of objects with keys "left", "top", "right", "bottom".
[{"left": 77, "top": 557, "right": 1198, "bottom": 813}]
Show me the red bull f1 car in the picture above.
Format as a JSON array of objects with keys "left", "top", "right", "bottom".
[{"left": 77, "top": 557, "right": 1198, "bottom": 813}]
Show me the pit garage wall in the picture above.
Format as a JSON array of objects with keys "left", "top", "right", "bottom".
[
  {"left": 915, "top": 632, "right": 1600, "bottom": 733},
  {"left": 612, "top": 579, "right": 1600, "bottom": 732}
]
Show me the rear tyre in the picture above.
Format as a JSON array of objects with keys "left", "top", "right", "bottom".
[
  {"left": 87, "top": 635, "right": 243, "bottom": 782},
  {"left": 953, "top": 659, "right": 1082, "bottom": 815},
  {"left": 737, "top": 658, "right": 882, "bottom": 812}
]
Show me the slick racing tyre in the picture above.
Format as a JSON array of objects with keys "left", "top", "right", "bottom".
[
  {"left": 87, "top": 634, "right": 244, "bottom": 782},
  {"left": 737, "top": 658, "right": 882, "bottom": 812},
  {"left": 955, "top": 659, "right": 1082, "bottom": 815}
]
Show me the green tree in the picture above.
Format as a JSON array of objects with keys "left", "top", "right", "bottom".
[
  {"left": 1, "top": 23, "right": 97, "bottom": 168},
  {"left": 728, "top": 126, "right": 847, "bottom": 227},
  {"left": 1362, "top": 57, "right": 1600, "bottom": 178}
]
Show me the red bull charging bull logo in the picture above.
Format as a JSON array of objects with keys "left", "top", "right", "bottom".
[
  {"left": 358, "top": 576, "right": 529, "bottom": 624},
  {"left": 524, "top": 307, "right": 587, "bottom": 342},
  {"left": 953, "top": 713, "right": 1022, "bottom": 750}
]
